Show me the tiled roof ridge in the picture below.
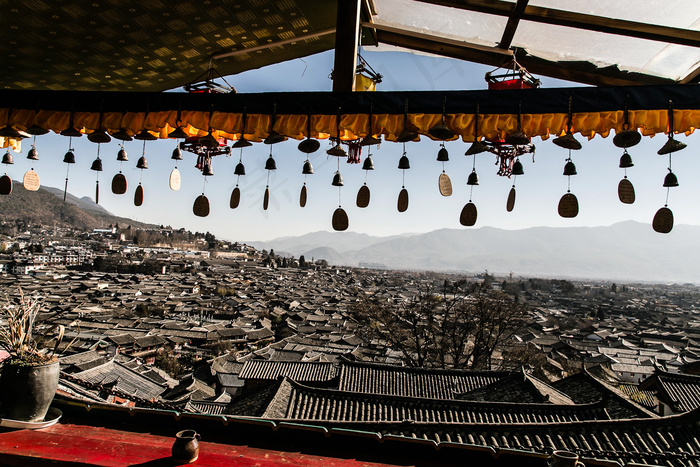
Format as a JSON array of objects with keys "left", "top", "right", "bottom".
[
  {"left": 582, "top": 368, "right": 660, "bottom": 418},
  {"left": 275, "top": 376, "right": 621, "bottom": 413},
  {"left": 651, "top": 367, "right": 700, "bottom": 382},
  {"left": 337, "top": 356, "right": 511, "bottom": 377},
  {"left": 521, "top": 372, "right": 576, "bottom": 405}
]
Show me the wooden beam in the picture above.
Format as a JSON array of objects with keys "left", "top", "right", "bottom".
[
  {"left": 498, "top": 0, "right": 528, "bottom": 50},
  {"left": 416, "top": 0, "right": 700, "bottom": 48},
  {"left": 333, "top": 0, "right": 362, "bottom": 92}
]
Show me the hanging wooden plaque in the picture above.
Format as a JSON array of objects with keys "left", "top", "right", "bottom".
[
  {"left": 652, "top": 206, "right": 673, "bottom": 234},
  {"left": 22, "top": 170, "right": 40, "bottom": 191},
  {"left": 193, "top": 194, "right": 210, "bottom": 217},
  {"left": 230, "top": 186, "right": 240, "bottom": 209},
  {"left": 332, "top": 207, "right": 349, "bottom": 231},
  {"left": 300, "top": 184, "right": 308, "bottom": 208},
  {"left": 438, "top": 172, "right": 452, "bottom": 197},
  {"left": 111, "top": 173, "right": 127, "bottom": 194},
  {"left": 134, "top": 184, "right": 144, "bottom": 207},
  {"left": 618, "top": 178, "right": 635, "bottom": 204},
  {"left": 0, "top": 174, "right": 12, "bottom": 195},
  {"left": 506, "top": 187, "right": 516, "bottom": 212},
  {"left": 460, "top": 202, "right": 477, "bottom": 226},
  {"left": 356, "top": 185, "right": 370, "bottom": 208},
  {"left": 169, "top": 168, "right": 181, "bottom": 191},
  {"left": 263, "top": 187, "right": 270, "bottom": 211},
  {"left": 397, "top": 188, "right": 409, "bottom": 212},
  {"left": 558, "top": 193, "right": 579, "bottom": 218}
]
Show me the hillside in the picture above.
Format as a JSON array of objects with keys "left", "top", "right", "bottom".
[{"left": 0, "top": 181, "right": 155, "bottom": 231}]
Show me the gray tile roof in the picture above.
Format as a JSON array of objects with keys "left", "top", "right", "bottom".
[
  {"left": 640, "top": 370, "right": 700, "bottom": 413},
  {"left": 238, "top": 360, "right": 338, "bottom": 383}
]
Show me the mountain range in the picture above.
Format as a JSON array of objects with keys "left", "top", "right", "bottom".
[{"left": 248, "top": 222, "right": 700, "bottom": 284}]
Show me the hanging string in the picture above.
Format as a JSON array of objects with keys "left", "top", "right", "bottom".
[
  {"left": 469, "top": 184, "right": 474, "bottom": 203},
  {"left": 201, "top": 174, "right": 208, "bottom": 195},
  {"left": 665, "top": 187, "right": 670, "bottom": 207}
]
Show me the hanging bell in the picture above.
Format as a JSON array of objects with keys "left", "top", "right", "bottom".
[
  {"left": 512, "top": 159, "right": 524, "bottom": 176},
  {"left": 2, "top": 151, "right": 13, "bottom": 165},
  {"left": 88, "top": 129, "right": 111, "bottom": 144},
  {"left": 327, "top": 144, "right": 347, "bottom": 157},
  {"left": 0, "top": 126, "right": 23, "bottom": 139},
  {"left": 134, "top": 129, "right": 157, "bottom": 141},
  {"left": 563, "top": 160, "right": 577, "bottom": 176},
  {"left": 167, "top": 126, "right": 188, "bottom": 139},
  {"left": 302, "top": 160, "right": 313, "bottom": 175},
  {"left": 27, "top": 147, "right": 39, "bottom": 161},
  {"left": 171, "top": 147, "right": 183, "bottom": 160},
  {"left": 234, "top": 162, "right": 246, "bottom": 176},
  {"left": 232, "top": 137, "right": 252, "bottom": 148},
  {"left": 657, "top": 137, "right": 687, "bottom": 155},
  {"left": 117, "top": 147, "right": 128, "bottom": 161},
  {"left": 25, "top": 125, "right": 49, "bottom": 136},
  {"left": 398, "top": 154, "right": 410, "bottom": 170},
  {"left": 465, "top": 140, "right": 488, "bottom": 156},
  {"left": 467, "top": 170, "right": 479, "bottom": 186},
  {"left": 136, "top": 156, "right": 148, "bottom": 169},
  {"left": 112, "top": 129, "right": 133, "bottom": 142},
  {"left": 265, "top": 155, "right": 277, "bottom": 171},
  {"left": 90, "top": 157, "right": 103, "bottom": 172},
  {"left": 332, "top": 172, "right": 344, "bottom": 187},
  {"left": 362, "top": 155, "right": 374, "bottom": 171},
  {"left": 505, "top": 130, "right": 530, "bottom": 146},
  {"left": 437, "top": 146, "right": 449, "bottom": 162},
  {"left": 429, "top": 123, "right": 454, "bottom": 141},
  {"left": 619, "top": 150, "right": 634, "bottom": 168},
  {"left": 552, "top": 132, "right": 581, "bottom": 150},
  {"left": 202, "top": 161, "right": 214, "bottom": 176},
  {"left": 63, "top": 150, "right": 76, "bottom": 164},
  {"left": 298, "top": 138, "right": 320, "bottom": 154},
  {"left": 663, "top": 169, "right": 679, "bottom": 188}
]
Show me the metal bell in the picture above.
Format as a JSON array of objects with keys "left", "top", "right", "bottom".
[
  {"left": 202, "top": 161, "right": 214, "bottom": 176},
  {"left": 265, "top": 155, "right": 277, "bottom": 171},
  {"left": 171, "top": 147, "right": 183, "bottom": 160},
  {"left": 657, "top": 137, "right": 687, "bottom": 155},
  {"left": 134, "top": 129, "right": 157, "bottom": 141},
  {"left": 167, "top": 127, "right": 188, "bottom": 139},
  {"left": 619, "top": 150, "right": 634, "bottom": 168},
  {"left": 398, "top": 155, "right": 410, "bottom": 170},
  {"left": 199, "top": 132, "right": 219, "bottom": 148},
  {"left": 25, "top": 125, "right": 49, "bottom": 136},
  {"left": 0, "top": 126, "right": 22, "bottom": 139},
  {"left": 332, "top": 172, "right": 344, "bottom": 187},
  {"left": 234, "top": 162, "right": 246, "bottom": 176},
  {"left": 136, "top": 156, "right": 148, "bottom": 169},
  {"left": 428, "top": 123, "right": 454, "bottom": 141},
  {"left": 563, "top": 160, "right": 577, "bottom": 176},
  {"left": 512, "top": 159, "right": 524, "bottom": 176},
  {"left": 437, "top": 146, "right": 449, "bottom": 162},
  {"left": 613, "top": 129, "right": 641, "bottom": 148},
  {"left": 2, "top": 151, "right": 13, "bottom": 165},
  {"left": 360, "top": 134, "right": 381, "bottom": 146},
  {"left": 27, "top": 147, "right": 39, "bottom": 161},
  {"left": 465, "top": 140, "right": 488, "bottom": 156},
  {"left": 396, "top": 128, "right": 419, "bottom": 143},
  {"left": 327, "top": 144, "right": 347, "bottom": 157},
  {"left": 264, "top": 130, "right": 286, "bottom": 145},
  {"left": 467, "top": 170, "right": 479, "bottom": 186},
  {"left": 88, "top": 129, "right": 111, "bottom": 144},
  {"left": 663, "top": 169, "right": 679, "bottom": 187},
  {"left": 90, "top": 157, "right": 103, "bottom": 171},
  {"left": 117, "top": 147, "right": 128, "bottom": 161},
  {"left": 552, "top": 132, "right": 581, "bottom": 150},
  {"left": 112, "top": 129, "right": 133, "bottom": 142},
  {"left": 63, "top": 150, "right": 76, "bottom": 164},
  {"left": 232, "top": 137, "right": 252, "bottom": 148},
  {"left": 302, "top": 160, "right": 313, "bottom": 175},
  {"left": 60, "top": 126, "right": 82, "bottom": 137},
  {"left": 505, "top": 130, "right": 530, "bottom": 146},
  {"left": 362, "top": 155, "right": 374, "bottom": 171}
]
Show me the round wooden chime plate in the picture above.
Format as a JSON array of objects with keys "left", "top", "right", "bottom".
[
  {"left": 460, "top": 202, "right": 477, "bottom": 226},
  {"left": 193, "top": 194, "right": 210, "bottom": 217},
  {"left": 558, "top": 193, "right": 579, "bottom": 218},
  {"left": 22, "top": 170, "right": 40, "bottom": 191},
  {"left": 230, "top": 187, "right": 241, "bottom": 209},
  {"left": 438, "top": 172, "right": 452, "bottom": 197},
  {"left": 356, "top": 185, "right": 370, "bottom": 208},
  {"left": 263, "top": 187, "right": 270, "bottom": 211},
  {"left": 111, "top": 173, "right": 127, "bottom": 195},
  {"left": 332, "top": 207, "right": 349, "bottom": 231},
  {"left": 134, "top": 184, "right": 144, "bottom": 207},
  {"left": 0, "top": 175, "right": 12, "bottom": 195},
  {"left": 169, "top": 168, "right": 181, "bottom": 191},
  {"left": 652, "top": 206, "right": 674, "bottom": 234},
  {"left": 617, "top": 178, "right": 635, "bottom": 204},
  {"left": 299, "top": 184, "right": 307, "bottom": 208},
  {"left": 506, "top": 187, "right": 516, "bottom": 212},
  {"left": 397, "top": 188, "right": 409, "bottom": 213}
]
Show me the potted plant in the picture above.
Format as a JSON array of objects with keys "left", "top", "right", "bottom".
[{"left": 0, "top": 289, "right": 60, "bottom": 422}]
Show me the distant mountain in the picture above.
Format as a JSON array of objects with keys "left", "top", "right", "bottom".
[
  {"left": 0, "top": 181, "right": 155, "bottom": 231},
  {"left": 252, "top": 222, "right": 700, "bottom": 283}
]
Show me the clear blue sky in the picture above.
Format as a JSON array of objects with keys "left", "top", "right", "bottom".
[{"left": 8, "top": 48, "right": 699, "bottom": 242}]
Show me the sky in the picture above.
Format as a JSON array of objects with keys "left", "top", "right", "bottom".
[{"left": 4, "top": 48, "right": 700, "bottom": 243}]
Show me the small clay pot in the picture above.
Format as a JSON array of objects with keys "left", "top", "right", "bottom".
[{"left": 172, "top": 429, "right": 200, "bottom": 464}]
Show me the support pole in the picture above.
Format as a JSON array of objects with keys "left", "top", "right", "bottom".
[{"left": 333, "top": 0, "right": 362, "bottom": 92}]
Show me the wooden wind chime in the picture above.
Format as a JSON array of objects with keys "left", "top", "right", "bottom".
[
  {"left": 554, "top": 97, "right": 582, "bottom": 218},
  {"left": 297, "top": 109, "right": 320, "bottom": 208},
  {"left": 653, "top": 101, "right": 686, "bottom": 234}
]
